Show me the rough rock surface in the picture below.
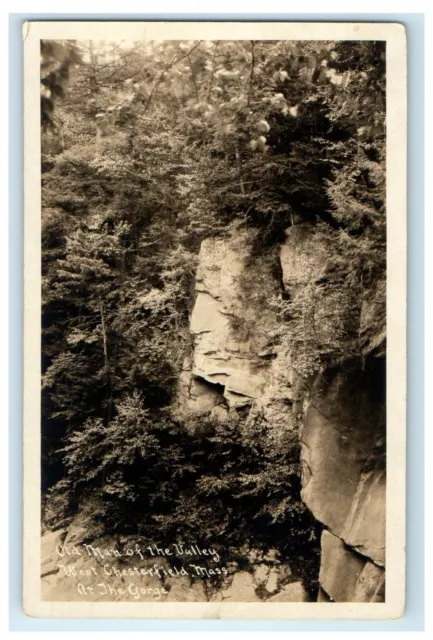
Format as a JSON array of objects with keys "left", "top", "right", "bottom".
[
  {"left": 319, "top": 530, "right": 385, "bottom": 603},
  {"left": 165, "top": 576, "right": 207, "bottom": 602},
  {"left": 177, "top": 229, "right": 295, "bottom": 433},
  {"left": 41, "top": 528, "right": 67, "bottom": 578},
  {"left": 359, "top": 278, "right": 386, "bottom": 357},
  {"left": 299, "top": 366, "right": 386, "bottom": 540},
  {"left": 280, "top": 224, "right": 329, "bottom": 289},
  {"left": 353, "top": 559, "right": 386, "bottom": 602},
  {"left": 177, "top": 362, "right": 225, "bottom": 417},
  {"left": 298, "top": 364, "right": 386, "bottom": 592},
  {"left": 220, "top": 572, "right": 260, "bottom": 602},
  {"left": 267, "top": 582, "right": 308, "bottom": 603},
  {"left": 341, "top": 468, "right": 386, "bottom": 566},
  {"left": 188, "top": 232, "right": 277, "bottom": 409}
]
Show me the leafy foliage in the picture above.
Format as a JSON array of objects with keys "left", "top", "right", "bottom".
[
  {"left": 41, "top": 39, "right": 385, "bottom": 594},
  {"left": 41, "top": 40, "right": 82, "bottom": 130},
  {"left": 47, "top": 401, "right": 321, "bottom": 592}
]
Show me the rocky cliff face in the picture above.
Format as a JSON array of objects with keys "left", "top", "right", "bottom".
[
  {"left": 176, "top": 227, "right": 295, "bottom": 433},
  {"left": 178, "top": 222, "right": 386, "bottom": 603},
  {"left": 280, "top": 224, "right": 386, "bottom": 602},
  {"left": 41, "top": 221, "right": 385, "bottom": 604}
]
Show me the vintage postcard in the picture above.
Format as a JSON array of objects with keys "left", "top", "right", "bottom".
[{"left": 23, "top": 21, "right": 407, "bottom": 619}]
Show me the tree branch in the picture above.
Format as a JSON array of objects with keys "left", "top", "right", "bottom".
[
  {"left": 143, "top": 41, "right": 203, "bottom": 114},
  {"left": 247, "top": 41, "right": 256, "bottom": 106},
  {"left": 188, "top": 53, "right": 200, "bottom": 102}
]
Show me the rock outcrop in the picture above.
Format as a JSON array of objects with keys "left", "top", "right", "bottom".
[
  {"left": 177, "top": 228, "right": 295, "bottom": 434},
  {"left": 177, "top": 222, "right": 386, "bottom": 603},
  {"left": 318, "top": 531, "right": 385, "bottom": 602},
  {"left": 299, "top": 365, "right": 386, "bottom": 564},
  {"left": 280, "top": 224, "right": 386, "bottom": 602}
]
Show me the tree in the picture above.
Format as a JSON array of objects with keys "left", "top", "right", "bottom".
[{"left": 41, "top": 39, "right": 385, "bottom": 596}]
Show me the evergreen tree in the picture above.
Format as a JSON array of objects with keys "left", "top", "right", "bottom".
[{"left": 41, "top": 39, "right": 386, "bottom": 593}]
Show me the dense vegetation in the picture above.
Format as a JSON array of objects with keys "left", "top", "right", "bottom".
[{"left": 41, "top": 39, "right": 386, "bottom": 594}]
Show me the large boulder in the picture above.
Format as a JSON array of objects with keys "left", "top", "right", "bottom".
[
  {"left": 353, "top": 559, "right": 386, "bottom": 602},
  {"left": 319, "top": 530, "right": 385, "bottom": 603},
  {"left": 300, "top": 361, "right": 386, "bottom": 565},
  {"left": 221, "top": 571, "right": 260, "bottom": 602},
  {"left": 341, "top": 469, "right": 386, "bottom": 566},
  {"left": 181, "top": 230, "right": 286, "bottom": 415},
  {"left": 319, "top": 530, "right": 366, "bottom": 602},
  {"left": 267, "top": 582, "right": 309, "bottom": 602},
  {"left": 164, "top": 576, "right": 207, "bottom": 602},
  {"left": 41, "top": 528, "right": 67, "bottom": 577}
]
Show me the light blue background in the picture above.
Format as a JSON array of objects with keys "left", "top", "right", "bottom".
[{"left": 9, "top": 12, "right": 424, "bottom": 632}]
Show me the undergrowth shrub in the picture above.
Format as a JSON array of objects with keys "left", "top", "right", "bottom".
[{"left": 45, "top": 397, "right": 321, "bottom": 595}]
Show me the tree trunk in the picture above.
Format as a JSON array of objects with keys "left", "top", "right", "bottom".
[
  {"left": 236, "top": 142, "right": 246, "bottom": 196},
  {"left": 98, "top": 296, "right": 114, "bottom": 423},
  {"left": 99, "top": 297, "right": 108, "bottom": 370}
]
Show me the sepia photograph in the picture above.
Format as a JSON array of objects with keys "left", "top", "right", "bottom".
[{"left": 23, "top": 21, "right": 407, "bottom": 619}]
